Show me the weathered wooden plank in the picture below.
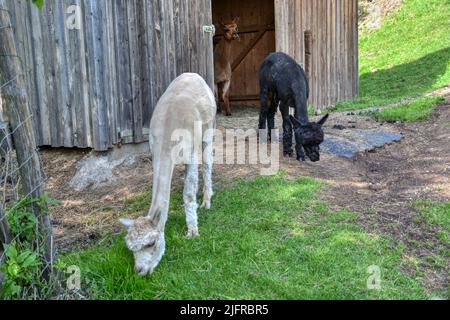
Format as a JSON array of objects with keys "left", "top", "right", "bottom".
[
  {"left": 274, "top": 0, "right": 285, "bottom": 52},
  {"left": 85, "top": 0, "right": 109, "bottom": 150},
  {"left": 22, "top": 1, "right": 41, "bottom": 144},
  {"left": 145, "top": 0, "right": 157, "bottom": 122},
  {"left": 189, "top": 0, "right": 199, "bottom": 76},
  {"left": 136, "top": 0, "right": 151, "bottom": 138},
  {"left": 330, "top": 0, "right": 337, "bottom": 106},
  {"left": 326, "top": 0, "right": 332, "bottom": 108},
  {"left": 127, "top": 0, "right": 143, "bottom": 143},
  {"left": 343, "top": 0, "right": 349, "bottom": 100},
  {"left": 173, "top": 0, "right": 183, "bottom": 74},
  {"left": 104, "top": 0, "right": 118, "bottom": 146},
  {"left": 198, "top": 0, "right": 206, "bottom": 81},
  {"left": 153, "top": 0, "right": 164, "bottom": 104},
  {"left": 337, "top": 0, "right": 343, "bottom": 102},
  {"left": 353, "top": 0, "right": 359, "bottom": 98},
  {"left": 65, "top": 0, "right": 82, "bottom": 147},
  {"left": 313, "top": 0, "right": 320, "bottom": 111},
  {"left": 204, "top": 0, "right": 215, "bottom": 89},
  {"left": 167, "top": 0, "right": 177, "bottom": 80},
  {"left": 294, "top": 0, "right": 302, "bottom": 66},
  {"left": 29, "top": 3, "right": 50, "bottom": 146},
  {"left": 43, "top": 0, "right": 62, "bottom": 147},
  {"left": 114, "top": 0, "right": 133, "bottom": 145},
  {"left": 55, "top": 0, "right": 73, "bottom": 147}
]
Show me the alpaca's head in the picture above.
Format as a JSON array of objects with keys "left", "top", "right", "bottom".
[
  {"left": 290, "top": 114, "right": 329, "bottom": 162},
  {"left": 119, "top": 216, "right": 165, "bottom": 276},
  {"left": 220, "top": 17, "right": 240, "bottom": 41}
]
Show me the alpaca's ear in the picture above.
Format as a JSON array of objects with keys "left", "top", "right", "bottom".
[
  {"left": 317, "top": 114, "right": 329, "bottom": 126},
  {"left": 233, "top": 16, "right": 240, "bottom": 23},
  {"left": 119, "top": 218, "right": 135, "bottom": 228},
  {"left": 290, "top": 115, "right": 302, "bottom": 129}
]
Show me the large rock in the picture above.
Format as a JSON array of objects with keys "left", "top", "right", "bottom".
[
  {"left": 70, "top": 143, "right": 150, "bottom": 191},
  {"left": 321, "top": 129, "right": 403, "bottom": 158}
]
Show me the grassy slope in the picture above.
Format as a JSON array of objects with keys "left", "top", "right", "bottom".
[
  {"left": 333, "top": 0, "right": 450, "bottom": 112},
  {"left": 64, "top": 175, "right": 427, "bottom": 300},
  {"left": 369, "top": 96, "right": 445, "bottom": 122}
]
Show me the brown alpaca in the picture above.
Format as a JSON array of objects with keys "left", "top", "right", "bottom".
[{"left": 214, "top": 18, "right": 239, "bottom": 117}]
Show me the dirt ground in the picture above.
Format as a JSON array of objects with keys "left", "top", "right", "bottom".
[{"left": 42, "top": 100, "right": 449, "bottom": 293}]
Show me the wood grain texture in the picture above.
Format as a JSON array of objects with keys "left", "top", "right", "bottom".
[
  {"left": 274, "top": 0, "right": 358, "bottom": 111},
  {"left": 8, "top": 0, "right": 357, "bottom": 149},
  {"left": 8, "top": 0, "right": 214, "bottom": 150}
]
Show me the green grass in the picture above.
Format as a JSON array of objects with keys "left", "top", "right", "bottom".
[
  {"left": 413, "top": 200, "right": 450, "bottom": 246},
  {"left": 63, "top": 175, "right": 428, "bottom": 300},
  {"left": 332, "top": 0, "right": 450, "bottom": 112},
  {"left": 369, "top": 96, "right": 445, "bottom": 122}
]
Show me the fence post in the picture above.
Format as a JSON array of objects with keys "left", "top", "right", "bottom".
[
  {"left": 0, "top": 207, "right": 10, "bottom": 246},
  {"left": 0, "top": 0, "right": 54, "bottom": 274}
]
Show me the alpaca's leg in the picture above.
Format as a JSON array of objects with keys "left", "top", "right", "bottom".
[
  {"left": 267, "top": 94, "right": 277, "bottom": 141},
  {"left": 259, "top": 89, "right": 269, "bottom": 141},
  {"left": 267, "top": 110, "right": 277, "bottom": 141},
  {"left": 201, "top": 136, "right": 214, "bottom": 210},
  {"left": 215, "top": 84, "right": 221, "bottom": 113},
  {"left": 222, "top": 80, "right": 231, "bottom": 116},
  {"left": 281, "top": 111, "right": 294, "bottom": 157},
  {"left": 184, "top": 159, "right": 200, "bottom": 238}
]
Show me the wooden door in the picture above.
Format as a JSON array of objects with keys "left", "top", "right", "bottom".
[{"left": 212, "top": 0, "right": 276, "bottom": 106}]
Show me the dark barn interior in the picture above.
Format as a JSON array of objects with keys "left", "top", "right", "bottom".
[{"left": 212, "top": 0, "right": 276, "bottom": 107}]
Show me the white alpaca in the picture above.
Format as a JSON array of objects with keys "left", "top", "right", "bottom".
[{"left": 119, "top": 73, "right": 216, "bottom": 276}]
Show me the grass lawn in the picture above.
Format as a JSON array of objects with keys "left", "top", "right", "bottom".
[
  {"left": 413, "top": 200, "right": 450, "bottom": 246},
  {"left": 332, "top": 0, "right": 450, "bottom": 112},
  {"left": 63, "top": 175, "right": 428, "bottom": 300},
  {"left": 368, "top": 96, "right": 445, "bottom": 122},
  {"left": 58, "top": 0, "right": 450, "bottom": 300}
]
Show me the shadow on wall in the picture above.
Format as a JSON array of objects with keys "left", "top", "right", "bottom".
[{"left": 360, "top": 47, "right": 450, "bottom": 100}]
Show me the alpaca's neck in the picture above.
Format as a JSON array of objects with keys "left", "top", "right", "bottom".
[
  {"left": 294, "top": 91, "right": 310, "bottom": 124},
  {"left": 223, "top": 38, "right": 233, "bottom": 62},
  {"left": 148, "top": 155, "right": 174, "bottom": 231}
]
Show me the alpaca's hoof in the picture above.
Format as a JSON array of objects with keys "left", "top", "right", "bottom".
[
  {"left": 187, "top": 229, "right": 200, "bottom": 238},
  {"left": 225, "top": 113, "right": 232, "bottom": 117},
  {"left": 200, "top": 200, "right": 211, "bottom": 210},
  {"left": 283, "top": 151, "right": 293, "bottom": 158}
]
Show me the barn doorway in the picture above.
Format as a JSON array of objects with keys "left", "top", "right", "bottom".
[{"left": 212, "top": 0, "right": 276, "bottom": 107}]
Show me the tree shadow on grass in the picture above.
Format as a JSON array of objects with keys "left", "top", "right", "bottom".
[{"left": 360, "top": 47, "right": 450, "bottom": 101}]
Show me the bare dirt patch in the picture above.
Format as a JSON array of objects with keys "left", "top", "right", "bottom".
[
  {"left": 359, "top": 0, "right": 404, "bottom": 31},
  {"left": 42, "top": 102, "right": 449, "bottom": 293}
]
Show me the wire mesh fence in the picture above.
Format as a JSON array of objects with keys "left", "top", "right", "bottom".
[
  {"left": 0, "top": 88, "right": 55, "bottom": 298},
  {"left": 0, "top": 108, "right": 48, "bottom": 247},
  {"left": 0, "top": 2, "right": 55, "bottom": 299}
]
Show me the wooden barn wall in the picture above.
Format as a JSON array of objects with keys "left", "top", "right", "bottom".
[
  {"left": 7, "top": 0, "right": 213, "bottom": 151},
  {"left": 275, "top": 0, "right": 358, "bottom": 109}
]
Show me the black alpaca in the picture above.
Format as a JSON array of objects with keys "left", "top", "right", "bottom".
[{"left": 259, "top": 52, "right": 329, "bottom": 162}]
